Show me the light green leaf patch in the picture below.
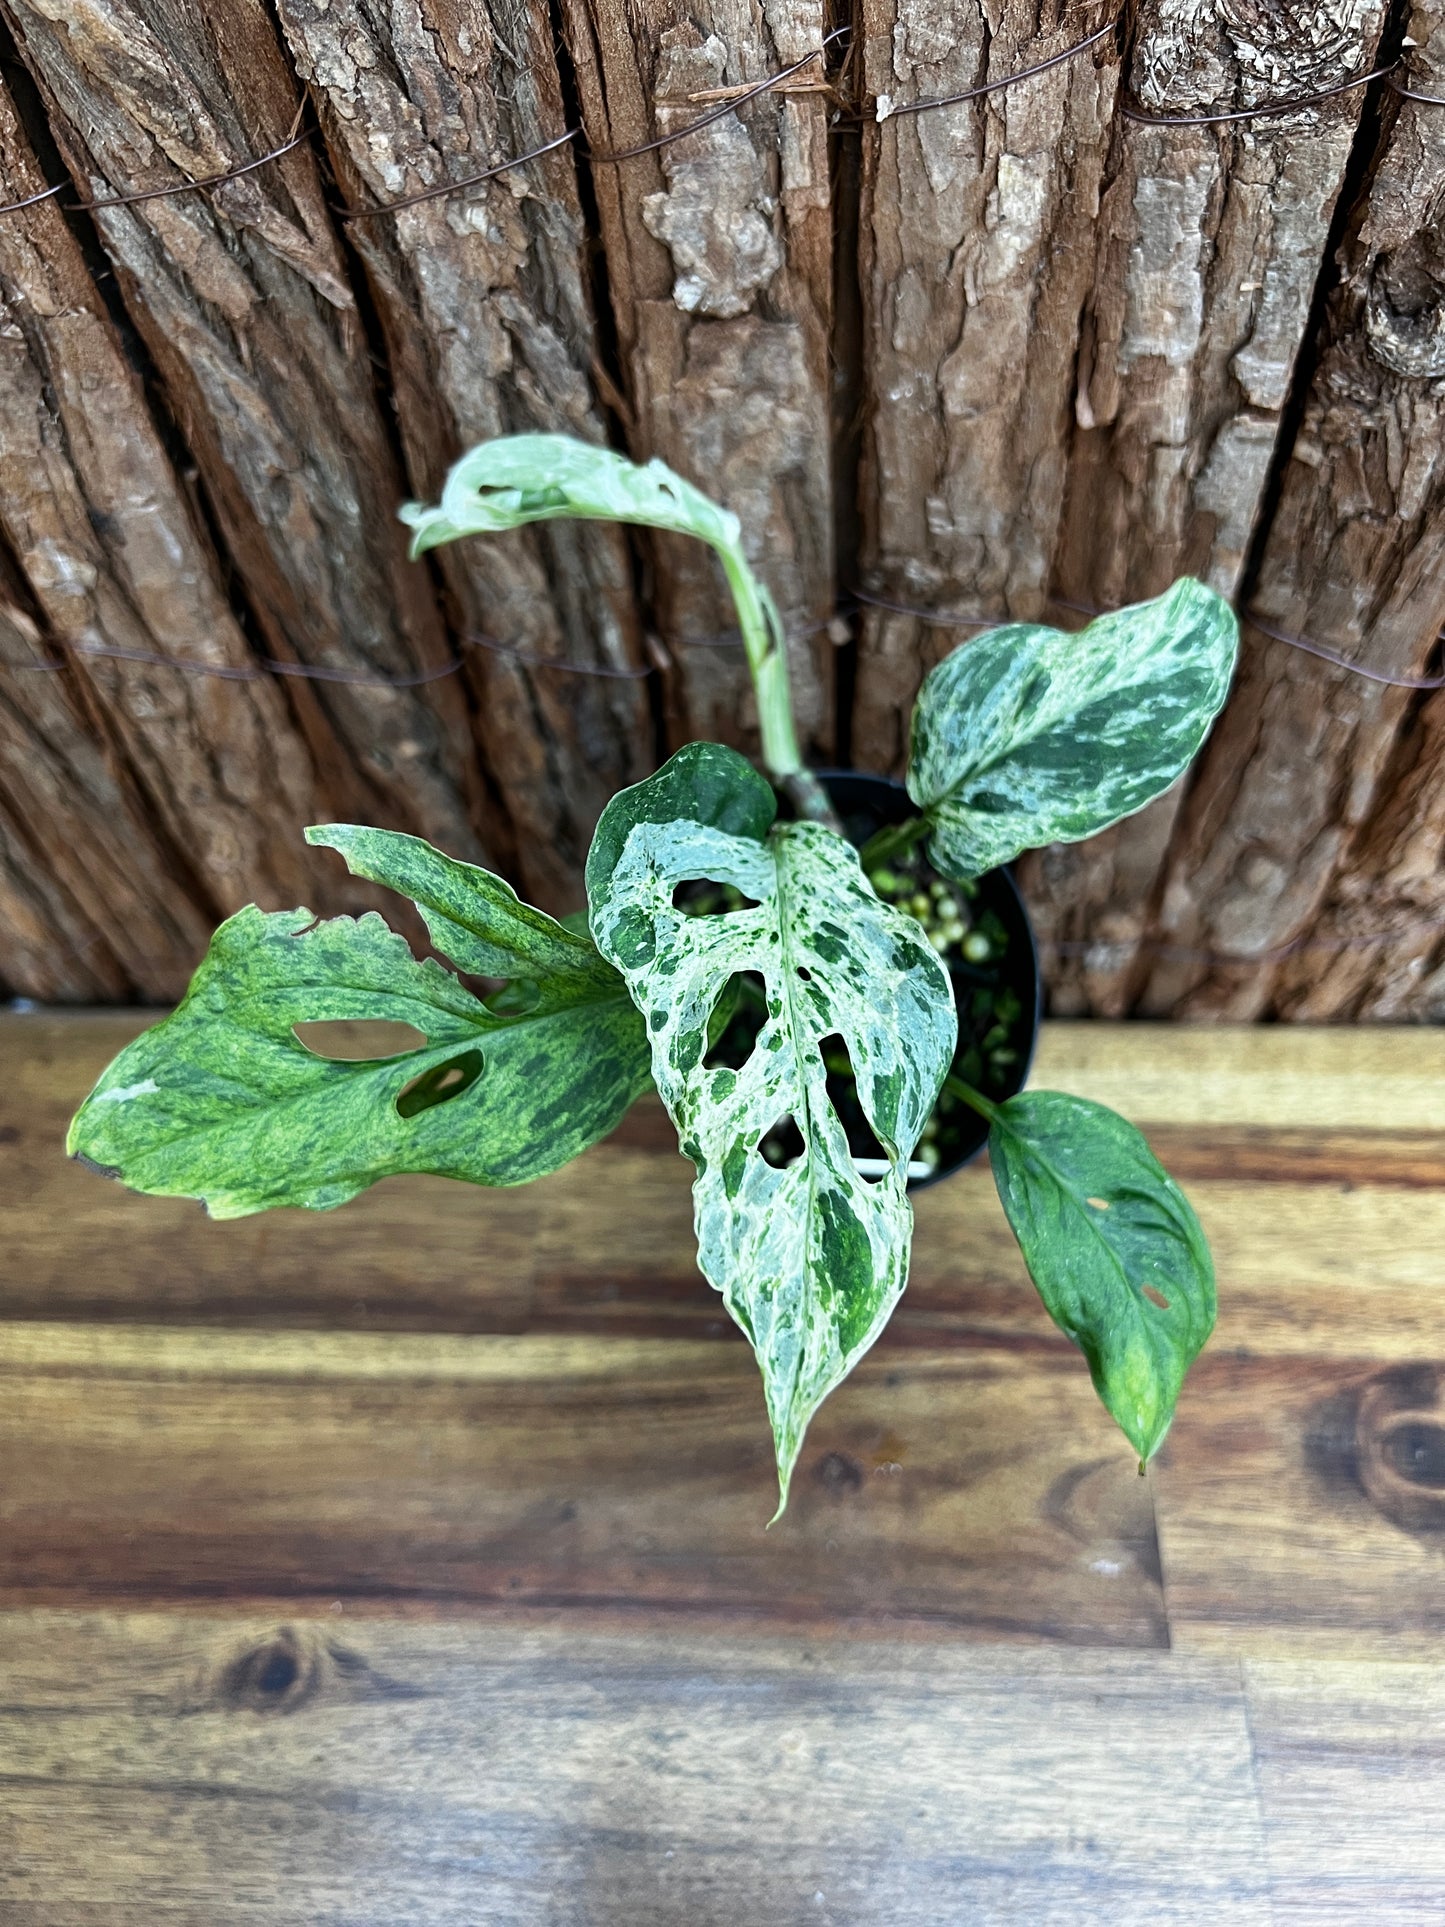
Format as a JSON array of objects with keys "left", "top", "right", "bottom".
[
  {"left": 986, "top": 1091, "right": 1216, "bottom": 1462},
  {"left": 68, "top": 829, "right": 651, "bottom": 1218},
  {"left": 587, "top": 744, "right": 956, "bottom": 1515},
  {"left": 401, "top": 432, "right": 742, "bottom": 557},
  {"left": 908, "top": 578, "right": 1239, "bottom": 878}
]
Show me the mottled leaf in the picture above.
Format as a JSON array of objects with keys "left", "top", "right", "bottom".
[
  {"left": 401, "top": 432, "right": 741, "bottom": 558},
  {"left": 908, "top": 579, "right": 1239, "bottom": 878},
  {"left": 986, "top": 1091, "right": 1216, "bottom": 1461},
  {"left": 588, "top": 744, "right": 956, "bottom": 1513},
  {"left": 68, "top": 836, "right": 651, "bottom": 1218}
]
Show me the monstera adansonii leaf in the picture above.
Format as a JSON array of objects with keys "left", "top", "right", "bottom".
[
  {"left": 908, "top": 578, "right": 1240, "bottom": 879},
  {"left": 986, "top": 1091, "right": 1216, "bottom": 1463},
  {"left": 400, "top": 431, "right": 743, "bottom": 558},
  {"left": 68, "top": 827, "right": 650, "bottom": 1218},
  {"left": 586, "top": 743, "right": 957, "bottom": 1515}
]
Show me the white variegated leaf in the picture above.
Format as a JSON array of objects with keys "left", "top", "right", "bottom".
[
  {"left": 908, "top": 579, "right": 1239, "bottom": 879},
  {"left": 587, "top": 745, "right": 956, "bottom": 1515},
  {"left": 400, "top": 432, "right": 741, "bottom": 557}
]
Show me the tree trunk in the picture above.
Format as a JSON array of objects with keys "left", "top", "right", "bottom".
[
  {"left": 271, "top": 0, "right": 654, "bottom": 912},
  {"left": 2, "top": 0, "right": 490, "bottom": 869},
  {"left": 1019, "top": 0, "right": 1392, "bottom": 1015},
  {"left": 557, "top": 0, "right": 835, "bottom": 757},
  {"left": 0, "top": 75, "right": 332, "bottom": 999},
  {"left": 851, "top": 0, "right": 1120, "bottom": 774},
  {"left": 1145, "top": 8, "right": 1445, "bottom": 1019}
]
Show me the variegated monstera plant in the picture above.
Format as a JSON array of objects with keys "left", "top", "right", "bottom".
[{"left": 71, "top": 436, "right": 1239, "bottom": 1516}]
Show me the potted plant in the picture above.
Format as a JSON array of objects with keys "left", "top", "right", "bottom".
[{"left": 69, "top": 435, "right": 1238, "bottom": 1517}]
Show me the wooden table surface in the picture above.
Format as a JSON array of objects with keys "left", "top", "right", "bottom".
[{"left": 4, "top": 1013, "right": 1445, "bottom": 1925}]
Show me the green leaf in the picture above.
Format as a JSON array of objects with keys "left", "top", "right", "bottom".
[
  {"left": 908, "top": 579, "right": 1239, "bottom": 878},
  {"left": 68, "top": 836, "right": 651, "bottom": 1219},
  {"left": 985, "top": 1091, "right": 1216, "bottom": 1462},
  {"left": 401, "top": 432, "right": 742, "bottom": 558},
  {"left": 588, "top": 744, "right": 957, "bottom": 1514}
]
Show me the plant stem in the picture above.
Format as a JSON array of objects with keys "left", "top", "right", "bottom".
[
  {"left": 715, "top": 543, "right": 842, "bottom": 833},
  {"left": 945, "top": 1073, "right": 999, "bottom": 1124},
  {"left": 857, "top": 813, "right": 932, "bottom": 872}
]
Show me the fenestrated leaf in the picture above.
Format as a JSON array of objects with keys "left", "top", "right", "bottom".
[
  {"left": 588, "top": 744, "right": 956, "bottom": 1514},
  {"left": 401, "top": 432, "right": 742, "bottom": 558},
  {"left": 68, "top": 839, "right": 651, "bottom": 1218},
  {"left": 985, "top": 1091, "right": 1216, "bottom": 1462},
  {"left": 908, "top": 578, "right": 1239, "bottom": 879}
]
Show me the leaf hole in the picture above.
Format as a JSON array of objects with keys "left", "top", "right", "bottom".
[
  {"left": 1141, "top": 1285, "right": 1171, "bottom": 1311},
  {"left": 672, "top": 877, "right": 760, "bottom": 916},
  {"left": 294, "top": 1020, "right": 428, "bottom": 1062},
  {"left": 759, "top": 1113, "right": 806, "bottom": 1170},
  {"left": 819, "top": 1034, "right": 888, "bottom": 1182},
  {"left": 704, "top": 970, "right": 767, "bottom": 1071},
  {"left": 395, "top": 1048, "right": 485, "bottom": 1119},
  {"left": 796, "top": 965, "right": 813, "bottom": 983}
]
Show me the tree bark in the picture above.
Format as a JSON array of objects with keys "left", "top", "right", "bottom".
[
  {"left": 851, "top": 1, "right": 1120, "bottom": 774},
  {"left": 271, "top": 0, "right": 655, "bottom": 911},
  {"left": 557, "top": 0, "right": 834, "bottom": 758},
  {"left": 2, "top": 0, "right": 491, "bottom": 869},
  {"left": 0, "top": 75, "right": 368, "bottom": 998},
  {"left": 1018, "top": 0, "right": 1391, "bottom": 1015},
  {"left": 1146, "top": 7, "right": 1445, "bottom": 1019}
]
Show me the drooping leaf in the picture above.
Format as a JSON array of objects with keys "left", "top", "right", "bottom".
[
  {"left": 400, "top": 433, "right": 742, "bottom": 558},
  {"left": 588, "top": 744, "right": 956, "bottom": 1514},
  {"left": 908, "top": 579, "right": 1239, "bottom": 879},
  {"left": 68, "top": 836, "right": 651, "bottom": 1218},
  {"left": 985, "top": 1091, "right": 1216, "bottom": 1462}
]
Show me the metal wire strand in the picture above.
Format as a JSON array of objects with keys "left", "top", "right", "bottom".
[
  {"left": 875, "top": 18, "right": 1117, "bottom": 121},
  {"left": 341, "top": 28, "right": 849, "bottom": 222},
  {"left": 1120, "top": 59, "right": 1399, "bottom": 126},
  {"left": 0, "top": 179, "right": 65, "bottom": 219}
]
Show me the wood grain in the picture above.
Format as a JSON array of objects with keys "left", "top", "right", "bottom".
[
  {"left": 1155, "top": 1353, "right": 1445, "bottom": 1659},
  {"left": 0, "top": 1614, "right": 1273, "bottom": 1926},
  {"left": 1245, "top": 1657, "right": 1445, "bottom": 1924},
  {"left": 5, "top": 1017, "right": 1445, "bottom": 1917}
]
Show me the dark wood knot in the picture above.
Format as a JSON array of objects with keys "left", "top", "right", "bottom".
[
  {"left": 219, "top": 1627, "right": 323, "bottom": 1715},
  {"left": 1355, "top": 1366, "right": 1445, "bottom": 1535}
]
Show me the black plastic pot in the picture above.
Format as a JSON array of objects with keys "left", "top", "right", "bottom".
[{"left": 815, "top": 769, "right": 1042, "bottom": 1187}]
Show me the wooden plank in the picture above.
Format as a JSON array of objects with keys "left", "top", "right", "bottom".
[
  {"left": 852, "top": 3, "right": 1119, "bottom": 771},
  {"left": 15, "top": 1017, "right": 1445, "bottom": 1349},
  {"left": 2, "top": 0, "right": 489, "bottom": 865},
  {"left": 1245, "top": 1658, "right": 1445, "bottom": 1925},
  {"left": 0, "top": 1323, "right": 1166, "bottom": 1640},
  {"left": 558, "top": 0, "right": 834, "bottom": 758},
  {"left": 271, "top": 0, "right": 654, "bottom": 913},
  {"left": 0, "top": 1612, "right": 1270, "bottom": 1926},
  {"left": 1153, "top": 1355, "right": 1445, "bottom": 1659},
  {"left": 3, "top": 1013, "right": 536, "bottom": 1328},
  {"left": 1024, "top": 0, "right": 1392, "bottom": 1015}
]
